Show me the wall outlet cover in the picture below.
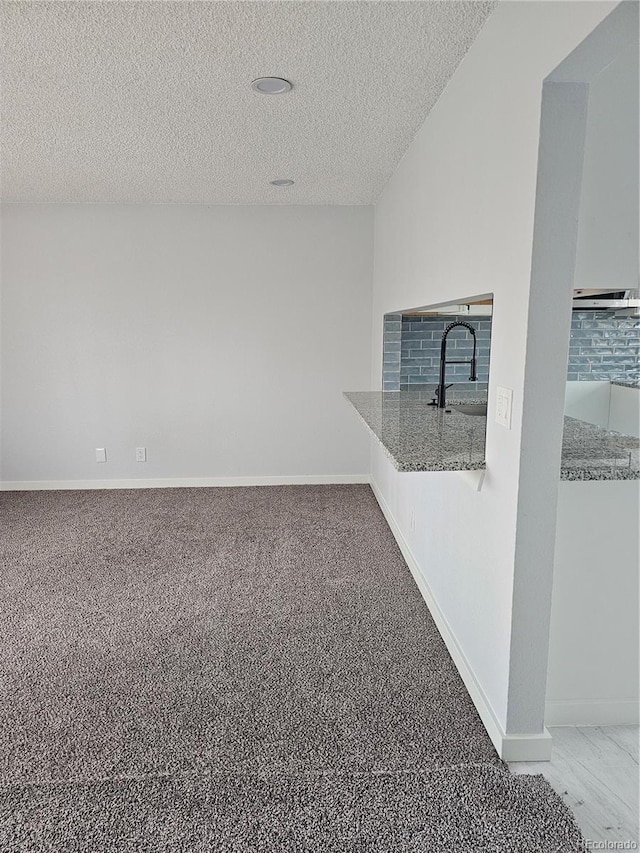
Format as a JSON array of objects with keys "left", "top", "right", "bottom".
[
  {"left": 135, "top": 447, "right": 147, "bottom": 463},
  {"left": 95, "top": 447, "right": 107, "bottom": 463}
]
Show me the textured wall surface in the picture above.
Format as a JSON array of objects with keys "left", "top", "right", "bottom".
[
  {"left": 0, "top": 1, "right": 495, "bottom": 204},
  {"left": 568, "top": 311, "right": 640, "bottom": 381},
  {"left": 383, "top": 314, "right": 491, "bottom": 391},
  {"left": 383, "top": 309, "right": 639, "bottom": 390},
  {"left": 382, "top": 314, "right": 403, "bottom": 391},
  {"left": 402, "top": 315, "right": 491, "bottom": 390}
]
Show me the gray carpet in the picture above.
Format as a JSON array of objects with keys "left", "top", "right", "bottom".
[
  {"left": 1, "top": 768, "right": 586, "bottom": 852},
  {"left": 0, "top": 485, "right": 585, "bottom": 851}
]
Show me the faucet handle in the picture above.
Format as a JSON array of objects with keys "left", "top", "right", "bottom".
[{"left": 433, "top": 384, "right": 454, "bottom": 406}]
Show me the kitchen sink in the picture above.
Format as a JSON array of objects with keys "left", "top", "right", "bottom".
[{"left": 450, "top": 403, "right": 488, "bottom": 417}]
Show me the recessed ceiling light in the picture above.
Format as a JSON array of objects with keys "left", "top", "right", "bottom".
[
  {"left": 270, "top": 179, "right": 295, "bottom": 187},
  {"left": 251, "top": 77, "right": 292, "bottom": 95}
]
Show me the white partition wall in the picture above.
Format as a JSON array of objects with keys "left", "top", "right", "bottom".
[
  {"left": 370, "top": 1, "right": 621, "bottom": 759},
  {"left": 547, "top": 480, "right": 640, "bottom": 726}
]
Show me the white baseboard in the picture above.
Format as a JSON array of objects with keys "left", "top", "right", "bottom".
[
  {"left": 545, "top": 699, "right": 640, "bottom": 727},
  {"left": 0, "top": 474, "right": 370, "bottom": 491},
  {"left": 370, "top": 475, "right": 552, "bottom": 763}
]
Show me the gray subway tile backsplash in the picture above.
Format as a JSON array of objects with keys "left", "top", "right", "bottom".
[
  {"left": 382, "top": 309, "right": 639, "bottom": 392},
  {"left": 399, "top": 314, "right": 490, "bottom": 387},
  {"left": 383, "top": 313, "right": 491, "bottom": 391},
  {"left": 569, "top": 311, "right": 639, "bottom": 380}
]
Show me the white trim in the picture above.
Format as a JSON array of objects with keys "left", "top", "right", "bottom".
[
  {"left": 370, "top": 474, "right": 553, "bottom": 763},
  {"left": 499, "top": 730, "right": 553, "bottom": 763},
  {"left": 545, "top": 699, "right": 640, "bottom": 727},
  {"left": 0, "top": 474, "right": 370, "bottom": 491}
]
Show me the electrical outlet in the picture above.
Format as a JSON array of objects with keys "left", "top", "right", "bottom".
[
  {"left": 410, "top": 509, "right": 416, "bottom": 532},
  {"left": 135, "top": 447, "right": 147, "bottom": 463},
  {"left": 496, "top": 386, "right": 513, "bottom": 429},
  {"left": 95, "top": 448, "right": 107, "bottom": 463}
]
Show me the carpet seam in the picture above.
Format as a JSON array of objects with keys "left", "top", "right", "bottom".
[{"left": 0, "top": 761, "right": 509, "bottom": 791}]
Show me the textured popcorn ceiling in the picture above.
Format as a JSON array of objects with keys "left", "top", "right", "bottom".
[{"left": 0, "top": 1, "right": 496, "bottom": 204}]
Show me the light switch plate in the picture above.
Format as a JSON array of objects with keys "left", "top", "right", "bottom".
[{"left": 496, "top": 386, "right": 513, "bottom": 429}]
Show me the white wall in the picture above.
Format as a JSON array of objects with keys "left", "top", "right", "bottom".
[
  {"left": 574, "top": 33, "right": 639, "bottom": 290},
  {"left": 370, "top": 0, "right": 616, "bottom": 755},
  {"left": 547, "top": 480, "right": 639, "bottom": 726},
  {"left": 0, "top": 204, "right": 373, "bottom": 485},
  {"left": 609, "top": 384, "right": 640, "bottom": 438},
  {"left": 564, "top": 381, "right": 640, "bottom": 437},
  {"left": 564, "top": 380, "right": 612, "bottom": 427}
]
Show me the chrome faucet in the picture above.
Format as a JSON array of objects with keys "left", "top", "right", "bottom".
[{"left": 433, "top": 321, "right": 478, "bottom": 408}]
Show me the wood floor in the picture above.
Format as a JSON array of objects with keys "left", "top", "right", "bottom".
[{"left": 509, "top": 725, "right": 639, "bottom": 847}]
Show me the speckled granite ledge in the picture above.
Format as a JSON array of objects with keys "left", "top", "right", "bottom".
[
  {"left": 344, "top": 391, "right": 486, "bottom": 473},
  {"left": 560, "top": 416, "right": 639, "bottom": 480},
  {"left": 611, "top": 379, "right": 640, "bottom": 389},
  {"left": 344, "top": 391, "right": 640, "bottom": 480}
]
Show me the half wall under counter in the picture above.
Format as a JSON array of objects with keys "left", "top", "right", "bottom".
[{"left": 344, "top": 391, "right": 640, "bottom": 480}]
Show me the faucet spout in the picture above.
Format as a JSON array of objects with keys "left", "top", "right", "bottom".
[{"left": 437, "top": 321, "right": 478, "bottom": 408}]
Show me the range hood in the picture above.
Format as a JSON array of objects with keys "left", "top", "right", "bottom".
[{"left": 572, "top": 289, "right": 640, "bottom": 314}]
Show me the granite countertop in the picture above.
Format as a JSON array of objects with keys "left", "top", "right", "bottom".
[
  {"left": 560, "top": 416, "right": 639, "bottom": 480},
  {"left": 344, "top": 391, "right": 487, "bottom": 473},
  {"left": 344, "top": 391, "right": 640, "bottom": 481},
  {"left": 610, "top": 379, "right": 640, "bottom": 389}
]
